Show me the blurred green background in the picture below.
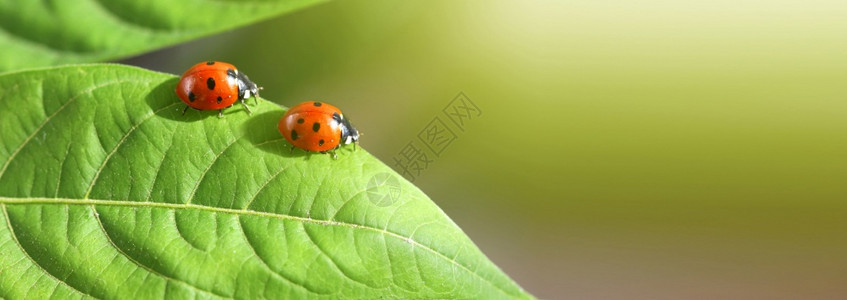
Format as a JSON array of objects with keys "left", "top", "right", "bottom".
[{"left": 123, "top": 0, "right": 847, "bottom": 298}]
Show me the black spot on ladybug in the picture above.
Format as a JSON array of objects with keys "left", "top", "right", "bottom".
[
  {"left": 206, "top": 61, "right": 215, "bottom": 65},
  {"left": 312, "top": 122, "right": 320, "bottom": 132},
  {"left": 216, "top": 96, "right": 222, "bottom": 104},
  {"left": 297, "top": 118, "right": 305, "bottom": 124},
  {"left": 291, "top": 130, "right": 299, "bottom": 141},
  {"left": 188, "top": 92, "right": 196, "bottom": 102},
  {"left": 206, "top": 77, "right": 216, "bottom": 90},
  {"left": 313, "top": 102, "right": 322, "bottom": 107},
  {"left": 319, "top": 139, "right": 325, "bottom": 146}
]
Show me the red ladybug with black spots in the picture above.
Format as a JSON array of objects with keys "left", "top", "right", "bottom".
[
  {"left": 175, "top": 61, "right": 261, "bottom": 117},
  {"left": 278, "top": 101, "right": 360, "bottom": 158}
]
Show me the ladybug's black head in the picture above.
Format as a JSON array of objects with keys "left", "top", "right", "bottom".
[
  {"left": 227, "top": 68, "right": 261, "bottom": 100},
  {"left": 333, "top": 112, "right": 359, "bottom": 146}
]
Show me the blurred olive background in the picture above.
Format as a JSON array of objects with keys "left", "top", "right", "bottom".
[{"left": 122, "top": 0, "right": 847, "bottom": 298}]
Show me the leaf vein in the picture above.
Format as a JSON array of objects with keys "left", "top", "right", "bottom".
[
  {"left": 302, "top": 223, "right": 377, "bottom": 289},
  {"left": 0, "top": 197, "right": 518, "bottom": 298},
  {"left": 144, "top": 121, "right": 179, "bottom": 203},
  {"left": 235, "top": 216, "right": 330, "bottom": 296},
  {"left": 53, "top": 143, "right": 74, "bottom": 198},
  {"left": 83, "top": 102, "right": 182, "bottom": 199},
  {"left": 89, "top": 205, "right": 230, "bottom": 299},
  {"left": 185, "top": 134, "right": 243, "bottom": 205},
  {"left": 242, "top": 160, "right": 289, "bottom": 210},
  {"left": 0, "top": 79, "right": 137, "bottom": 180},
  {"left": 0, "top": 204, "right": 97, "bottom": 299}
]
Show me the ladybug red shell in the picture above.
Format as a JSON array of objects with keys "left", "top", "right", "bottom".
[
  {"left": 175, "top": 61, "right": 261, "bottom": 117},
  {"left": 278, "top": 101, "right": 360, "bottom": 158}
]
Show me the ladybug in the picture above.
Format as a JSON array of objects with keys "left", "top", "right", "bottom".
[
  {"left": 175, "top": 61, "right": 261, "bottom": 117},
  {"left": 278, "top": 101, "right": 360, "bottom": 158}
]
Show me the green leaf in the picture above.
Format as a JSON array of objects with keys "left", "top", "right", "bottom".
[
  {"left": 0, "top": 0, "right": 325, "bottom": 72},
  {"left": 0, "top": 64, "right": 532, "bottom": 299}
]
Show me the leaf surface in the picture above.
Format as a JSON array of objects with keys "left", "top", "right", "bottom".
[
  {"left": 0, "top": 65, "right": 532, "bottom": 299},
  {"left": 0, "top": 0, "right": 325, "bottom": 72}
]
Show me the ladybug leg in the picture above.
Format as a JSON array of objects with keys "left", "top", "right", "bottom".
[
  {"left": 218, "top": 109, "right": 224, "bottom": 118},
  {"left": 255, "top": 87, "right": 263, "bottom": 105},
  {"left": 182, "top": 106, "right": 190, "bottom": 115},
  {"left": 289, "top": 145, "right": 295, "bottom": 153},
  {"left": 322, "top": 150, "right": 338, "bottom": 160},
  {"left": 240, "top": 98, "right": 253, "bottom": 116}
]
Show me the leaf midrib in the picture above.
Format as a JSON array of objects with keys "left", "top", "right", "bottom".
[{"left": 0, "top": 196, "right": 516, "bottom": 298}]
